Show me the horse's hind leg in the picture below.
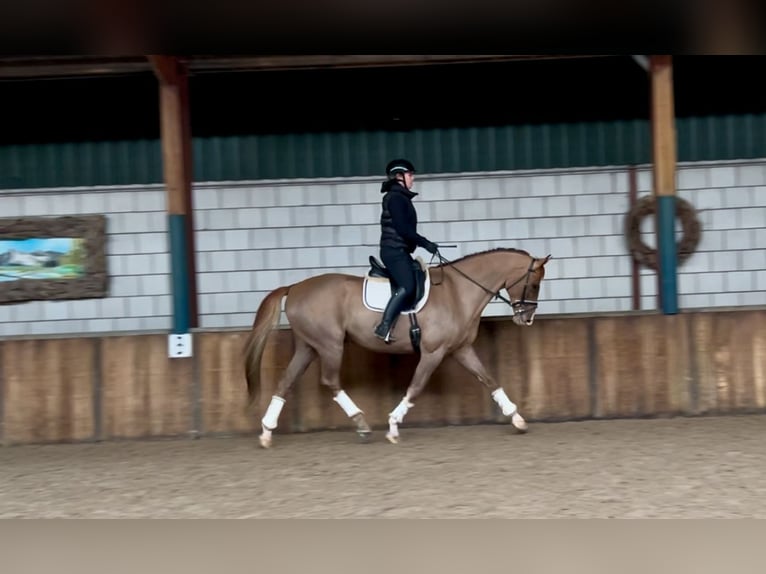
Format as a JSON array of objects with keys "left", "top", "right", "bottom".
[
  {"left": 316, "top": 344, "right": 373, "bottom": 442},
  {"left": 451, "top": 344, "right": 528, "bottom": 433},
  {"left": 259, "top": 338, "right": 316, "bottom": 449}
]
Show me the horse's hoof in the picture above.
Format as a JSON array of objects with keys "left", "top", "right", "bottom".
[
  {"left": 259, "top": 435, "right": 272, "bottom": 448},
  {"left": 357, "top": 431, "right": 372, "bottom": 443},
  {"left": 386, "top": 433, "right": 399, "bottom": 444},
  {"left": 511, "top": 413, "right": 528, "bottom": 433}
]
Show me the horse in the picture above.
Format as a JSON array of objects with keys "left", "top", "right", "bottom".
[{"left": 243, "top": 246, "right": 552, "bottom": 448}]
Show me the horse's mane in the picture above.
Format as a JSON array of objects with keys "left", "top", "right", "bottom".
[{"left": 434, "top": 247, "right": 531, "bottom": 268}]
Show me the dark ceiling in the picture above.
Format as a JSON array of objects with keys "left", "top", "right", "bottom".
[{"left": 1, "top": 55, "right": 765, "bottom": 145}]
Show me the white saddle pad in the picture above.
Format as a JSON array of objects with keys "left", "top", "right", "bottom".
[{"left": 362, "top": 258, "right": 432, "bottom": 314}]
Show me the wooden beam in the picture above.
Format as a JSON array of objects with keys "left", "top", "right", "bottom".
[
  {"left": 178, "top": 61, "right": 199, "bottom": 329},
  {"left": 0, "top": 56, "right": 152, "bottom": 78},
  {"left": 150, "top": 55, "right": 198, "bottom": 333},
  {"left": 151, "top": 56, "right": 187, "bottom": 215},
  {"left": 184, "top": 54, "right": 602, "bottom": 73},
  {"left": 650, "top": 55, "right": 679, "bottom": 315},
  {"left": 148, "top": 54, "right": 182, "bottom": 86},
  {"left": 0, "top": 55, "right": 607, "bottom": 79},
  {"left": 650, "top": 55, "right": 677, "bottom": 200}
]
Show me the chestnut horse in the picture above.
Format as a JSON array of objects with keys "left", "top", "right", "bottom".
[{"left": 243, "top": 247, "right": 552, "bottom": 448}]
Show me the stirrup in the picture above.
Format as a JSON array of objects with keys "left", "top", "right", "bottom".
[{"left": 374, "top": 324, "right": 396, "bottom": 343}]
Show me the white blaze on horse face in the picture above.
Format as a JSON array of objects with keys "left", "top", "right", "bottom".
[
  {"left": 512, "top": 308, "right": 534, "bottom": 326},
  {"left": 511, "top": 301, "right": 537, "bottom": 326},
  {"left": 262, "top": 395, "right": 286, "bottom": 430},
  {"left": 333, "top": 390, "right": 363, "bottom": 418}
]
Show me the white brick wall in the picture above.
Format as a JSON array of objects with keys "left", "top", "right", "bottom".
[
  {"left": 1, "top": 158, "right": 765, "bottom": 337},
  {"left": 634, "top": 162, "right": 766, "bottom": 310},
  {"left": 189, "top": 159, "right": 766, "bottom": 326},
  {"left": 0, "top": 185, "right": 171, "bottom": 337}
]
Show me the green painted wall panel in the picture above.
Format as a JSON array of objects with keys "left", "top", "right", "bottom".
[
  {"left": 0, "top": 140, "right": 164, "bottom": 189},
  {"left": 1, "top": 115, "right": 765, "bottom": 191}
]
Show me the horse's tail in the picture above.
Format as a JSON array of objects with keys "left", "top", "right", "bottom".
[{"left": 243, "top": 284, "right": 291, "bottom": 412}]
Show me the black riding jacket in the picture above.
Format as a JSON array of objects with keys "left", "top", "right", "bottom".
[{"left": 379, "top": 180, "right": 433, "bottom": 254}]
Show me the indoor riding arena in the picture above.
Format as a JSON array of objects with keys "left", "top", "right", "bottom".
[{"left": 0, "top": 56, "right": 765, "bottom": 518}]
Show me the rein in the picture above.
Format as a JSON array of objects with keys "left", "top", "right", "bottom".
[{"left": 431, "top": 251, "right": 538, "bottom": 311}]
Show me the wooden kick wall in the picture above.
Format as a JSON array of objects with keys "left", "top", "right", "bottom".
[{"left": 0, "top": 308, "right": 764, "bottom": 446}]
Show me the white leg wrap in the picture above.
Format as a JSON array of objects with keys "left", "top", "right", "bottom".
[
  {"left": 491, "top": 388, "right": 517, "bottom": 416},
  {"left": 389, "top": 397, "right": 414, "bottom": 424},
  {"left": 261, "top": 395, "right": 286, "bottom": 430},
  {"left": 333, "top": 390, "right": 363, "bottom": 418}
]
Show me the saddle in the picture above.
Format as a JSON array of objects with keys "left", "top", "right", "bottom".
[
  {"left": 362, "top": 255, "right": 432, "bottom": 352},
  {"left": 367, "top": 255, "right": 427, "bottom": 306}
]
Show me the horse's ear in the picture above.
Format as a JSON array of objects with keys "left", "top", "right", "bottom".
[{"left": 533, "top": 254, "right": 552, "bottom": 270}]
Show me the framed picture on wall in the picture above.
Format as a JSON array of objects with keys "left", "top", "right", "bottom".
[{"left": 0, "top": 214, "right": 109, "bottom": 304}]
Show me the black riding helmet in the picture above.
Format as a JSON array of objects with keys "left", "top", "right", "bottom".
[{"left": 386, "top": 158, "right": 415, "bottom": 178}]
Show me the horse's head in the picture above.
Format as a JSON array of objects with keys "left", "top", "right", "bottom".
[{"left": 506, "top": 254, "right": 551, "bottom": 326}]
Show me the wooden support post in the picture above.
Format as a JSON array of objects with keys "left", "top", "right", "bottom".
[
  {"left": 148, "top": 55, "right": 198, "bottom": 335},
  {"left": 650, "top": 55, "right": 679, "bottom": 315}
]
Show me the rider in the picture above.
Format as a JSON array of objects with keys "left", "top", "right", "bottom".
[{"left": 373, "top": 158, "right": 439, "bottom": 343}]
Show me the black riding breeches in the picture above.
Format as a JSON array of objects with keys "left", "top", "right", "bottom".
[{"left": 380, "top": 247, "right": 416, "bottom": 305}]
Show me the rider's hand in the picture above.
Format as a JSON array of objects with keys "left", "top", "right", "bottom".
[{"left": 424, "top": 240, "right": 439, "bottom": 255}]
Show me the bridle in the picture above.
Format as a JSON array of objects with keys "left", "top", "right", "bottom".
[{"left": 432, "top": 252, "right": 540, "bottom": 317}]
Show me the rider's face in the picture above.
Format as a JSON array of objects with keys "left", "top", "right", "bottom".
[{"left": 402, "top": 172, "right": 414, "bottom": 189}]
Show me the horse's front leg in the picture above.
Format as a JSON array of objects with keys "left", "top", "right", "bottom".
[
  {"left": 387, "top": 349, "right": 446, "bottom": 444},
  {"left": 451, "top": 344, "right": 528, "bottom": 433}
]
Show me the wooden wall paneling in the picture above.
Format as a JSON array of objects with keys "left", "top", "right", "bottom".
[{"left": 2, "top": 338, "right": 95, "bottom": 444}]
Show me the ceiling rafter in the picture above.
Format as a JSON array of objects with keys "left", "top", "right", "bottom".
[{"left": 0, "top": 55, "right": 607, "bottom": 80}]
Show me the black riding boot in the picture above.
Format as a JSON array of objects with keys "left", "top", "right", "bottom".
[{"left": 374, "top": 286, "right": 410, "bottom": 343}]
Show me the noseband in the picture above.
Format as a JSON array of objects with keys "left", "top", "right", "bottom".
[{"left": 508, "top": 257, "right": 539, "bottom": 315}]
